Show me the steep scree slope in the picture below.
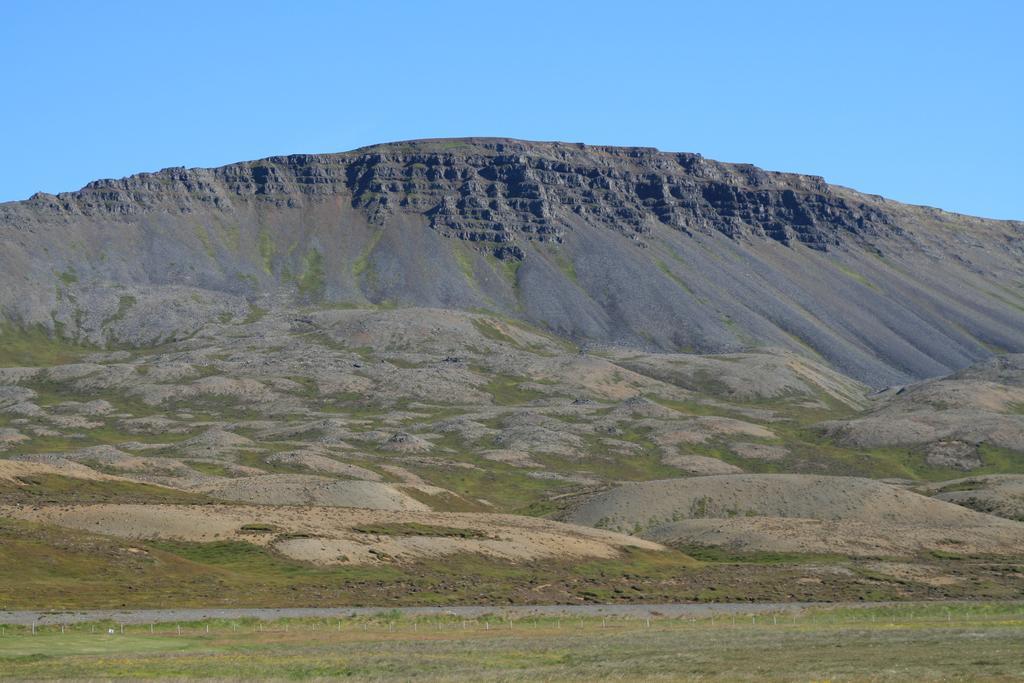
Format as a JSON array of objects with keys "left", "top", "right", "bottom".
[{"left": 2, "top": 138, "right": 1023, "bottom": 386}]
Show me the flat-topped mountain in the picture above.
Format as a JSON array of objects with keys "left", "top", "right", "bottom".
[
  {"left": 3, "top": 140, "right": 1024, "bottom": 609},
  {"left": 2, "top": 138, "right": 1023, "bottom": 385}
]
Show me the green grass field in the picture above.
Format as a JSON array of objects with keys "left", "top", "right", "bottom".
[{"left": 2, "top": 605, "right": 1023, "bottom": 680}]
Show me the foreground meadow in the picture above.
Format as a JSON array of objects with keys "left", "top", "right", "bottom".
[{"left": 2, "top": 604, "right": 1023, "bottom": 681}]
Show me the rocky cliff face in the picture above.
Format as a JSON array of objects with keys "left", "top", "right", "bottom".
[
  {"left": 12, "top": 139, "right": 900, "bottom": 254},
  {"left": 343, "top": 141, "right": 901, "bottom": 253},
  {"left": 2, "top": 138, "right": 1023, "bottom": 386}
]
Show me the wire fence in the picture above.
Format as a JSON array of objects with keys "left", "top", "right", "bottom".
[{"left": 4, "top": 606, "right": 1024, "bottom": 639}]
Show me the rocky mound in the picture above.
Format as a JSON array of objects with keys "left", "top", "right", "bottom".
[
  {"left": 609, "top": 350, "right": 868, "bottom": 408},
  {"left": 0, "top": 459, "right": 123, "bottom": 484},
  {"left": 645, "top": 516, "right": 1024, "bottom": 558},
  {"left": 193, "top": 475, "right": 430, "bottom": 510},
  {"left": 660, "top": 454, "right": 744, "bottom": 475},
  {"left": 918, "top": 475, "right": 1024, "bottom": 521},
  {"left": 562, "top": 474, "right": 1012, "bottom": 531},
  {"left": 0, "top": 503, "right": 663, "bottom": 566},
  {"left": 562, "top": 474, "right": 1024, "bottom": 558},
  {"left": 818, "top": 356, "right": 1024, "bottom": 468},
  {"left": 264, "top": 450, "right": 383, "bottom": 480},
  {"left": 949, "top": 354, "right": 1024, "bottom": 386}
]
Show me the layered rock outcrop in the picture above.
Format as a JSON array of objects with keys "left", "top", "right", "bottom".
[{"left": 2, "top": 138, "right": 1022, "bottom": 386}]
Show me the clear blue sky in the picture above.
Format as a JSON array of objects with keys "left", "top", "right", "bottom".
[{"left": 2, "top": 1, "right": 1021, "bottom": 219}]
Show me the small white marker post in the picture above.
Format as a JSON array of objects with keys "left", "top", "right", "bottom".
[{"left": 177, "top": 625, "right": 181, "bottom": 636}]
